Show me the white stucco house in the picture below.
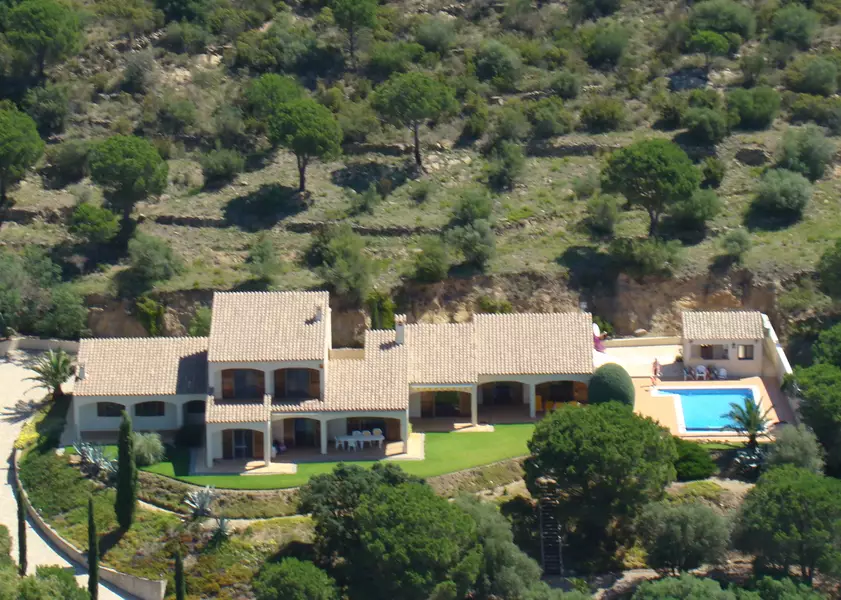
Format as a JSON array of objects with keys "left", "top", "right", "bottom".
[
  {"left": 681, "top": 311, "right": 766, "bottom": 378},
  {"left": 71, "top": 291, "right": 597, "bottom": 468}
]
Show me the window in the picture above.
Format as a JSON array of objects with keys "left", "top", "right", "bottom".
[
  {"left": 285, "top": 369, "right": 311, "bottom": 398},
  {"left": 700, "top": 345, "right": 713, "bottom": 360},
  {"left": 186, "top": 400, "right": 205, "bottom": 414},
  {"left": 96, "top": 402, "right": 124, "bottom": 417},
  {"left": 738, "top": 344, "right": 755, "bottom": 360},
  {"left": 135, "top": 401, "right": 165, "bottom": 417},
  {"left": 234, "top": 370, "right": 263, "bottom": 398}
]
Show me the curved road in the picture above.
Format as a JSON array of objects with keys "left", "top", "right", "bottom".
[{"left": 0, "top": 351, "right": 131, "bottom": 599}]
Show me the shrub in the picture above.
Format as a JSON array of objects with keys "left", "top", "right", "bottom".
[
  {"left": 752, "top": 168, "right": 812, "bottom": 220},
  {"left": 247, "top": 232, "right": 282, "bottom": 282},
  {"left": 490, "top": 103, "right": 531, "bottom": 143},
  {"left": 771, "top": 5, "right": 820, "bottom": 50},
  {"left": 689, "top": 0, "right": 756, "bottom": 38},
  {"left": 637, "top": 501, "right": 730, "bottom": 573},
  {"left": 571, "top": 0, "right": 621, "bottom": 19},
  {"left": 254, "top": 558, "right": 338, "bottom": 600},
  {"left": 580, "top": 97, "right": 625, "bottom": 132},
  {"left": 37, "top": 286, "right": 88, "bottom": 340},
  {"left": 485, "top": 141, "right": 525, "bottom": 191},
  {"left": 133, "top": 432, "right": 165, "bottom": 466},
  {"left": 669, "top": 189, "right": 722, "bottom": 229},
  {"left": 200, "top": 148, "right": 245, "bottom": 188},
  {"left": 818, "top": 238, "right": 841, "bottom": 298},
  {"left": 789, "top": 94, "right": 841, "bottom": 133},
  {"left": 413, "top": 236, "right": 449, "bottom": 282},
  {"left": 122, "top": 50, "right": 156, "bottom": 94},
  {"left": 656, "top": 92, "right": 688, "bottom": 129},
  {"left": 415, "top": 16, "right": 456, "bottom": 55},
  {"left": 586, "top": 194, "right": 621, "bottom": 235},
  {"left": 68, "top": 203, "right": 120, "bottom": 245},
  {"left": 687, "top": 88, "right": 723, "bottom": 111},
  {"left": 175, "top": 423, "right": 204, "bottom": 448},
  {"left": 449, "top": 219, "right": 495, "bottom": 269},
  {"left": 581, "top": 21, "right": 628, "bottom": 68},
  {"left": 719, "top": 228, "right": 751, "bottom": 263},
  {"left": 41, "top": 140, "right": 91, "bottom": 189},
  {"left": 813, "top": 323, "right": 841, "bottom": 367},
  {"left": 474, "top": 41, "right": 523, "bottom": 91},
  {"left": 674, "top": 438, "right": 717, "bottom": 480},
  {"left": 188, "top": 306, "right": 211, "bottom": 336},
  {"left": 160, "top": 20, "right": 209, "bottom": 53},
  {"left": 727, "top": 86, "right": 780, "bottom": 129},
  {"left": 349, "top": 183, "right": 380, "bottom": 214},
  {"left": 23, "top": 83, "right": 69, "bottom": 136},
  {"left": 777, "top": 125, "right": 835, "bottom": 182},
  {"left": 588, "top": 363, "right": 635, "bottom": 406},
  {"left": 549, "top": 70, "right": 581, "bottom": 99},
  {"left": 765, "top": 424, "right": 825, "bottom": 473},
  {"left": 337, "top": 101, "right": 380, "bottom": 144},
  {"left": 573, "top": 169, "right": 600, "bottom": 198},
  {"left": 452, "top": 187, "right": 493, "bottom": 224},
  {"left": 688, "top": 30, "right": 729, "bottom": 65},
  {"left": 308, "top": 224, "right": 372, "bottom": 305},
  {"left": 786, "top": 55, "right": 838, "bottom": 96},
  {"left": 701, "top": 157, "right": 726, "bottom": 188},
  {"left": 368, "top": 41, "right": 424, "bottom": 79},
  {"left": 526, "top": 97, "right": 574, "bottom": 139},
  {"left": 157, "top": 96, "right": 197, "bottom": 135},
  {"left": 609, "top": 237, "right": 684, "bottom": 279},
  {"left": 461, "top": 92, "right": 490, "bottom": 140},
  {"left": 682, "top": 107, "right": 729, "bottom": 145},
  {"left": 126, "top": 233, "right": 184, "bottom": 293}
]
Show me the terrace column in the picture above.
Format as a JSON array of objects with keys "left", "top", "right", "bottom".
[
  {"left": 71, "top": 398, "right": 81, "bottom": 441},
  {"left": 264, "top": 420, "right": 272, "bottom": 467},
  {"left": 265, "top": 370, "right": 275, "bottom": 399},
  {"left": 320, "top": 418, "right": 328, "bottom": 455},
  {"left": 205, "top": 425, "right": 214, "bottom": 469},
  {"left": 400, "top": 412, "right": 409, "bottom": 453},
  {"left": 470, "top": 385, "right": 478, "bottom": 426},
  {"left": 527, "top": 383, "right": 536, "bottom": 419}
]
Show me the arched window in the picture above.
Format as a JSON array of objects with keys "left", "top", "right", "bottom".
[
  {"left": 135, "top": 401, "right": 166, "bottom": 417},
  {"left": 96, "top": 402, "right": 124, "bottom": 417}
]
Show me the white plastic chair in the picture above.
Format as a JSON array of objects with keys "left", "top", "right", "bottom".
[
  {"left": 351, "top": 430, "right": 363, "bottom": 450},
  {"left": 372, "top": 428, "right": 382, "bottom": 436},
  {"left": 362, "top": 430, "right": 372, "bottom": 448},
  {"left": 695, "top": 365, "right": 707, "bottom": 381},
  {"left": 334, "top": 436, "right": 343, "bottom": 450}
]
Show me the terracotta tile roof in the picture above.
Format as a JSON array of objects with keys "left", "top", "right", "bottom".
[
  {"left": 406, "top": 323, "right": 476, "bottom": 384},
  {"left": 208, "top": 291, "right": 329, "bottom": 363},
  {"left": 474, "top": 312, "right": 594, "bottom": 375},
  {"left": 206, "top": 396, "right": 268, "bottom": 423},
  {"left": 682, "top": 311, "right": 765, "bottom": 341},
  {"left": 75, "top": 337, "right": 208, "bottom": 397}
]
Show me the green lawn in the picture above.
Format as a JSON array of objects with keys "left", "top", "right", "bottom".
[{"left": 144, "top": 424, "right": 535, "bottom": 490}]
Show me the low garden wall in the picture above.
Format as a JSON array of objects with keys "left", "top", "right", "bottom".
[
  {"left": 11, "top": 447, "right": 167, "bottom": 600},
  {"left": 0, "top": 337, "right": 79, "bottom": 356},
  {"left": 603, "top": 336, "right": 681, "bottom": 348}
]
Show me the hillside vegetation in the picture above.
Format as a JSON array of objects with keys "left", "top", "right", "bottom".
[{"left": 0, "top": 0, "right": 840, "bottom": 334}]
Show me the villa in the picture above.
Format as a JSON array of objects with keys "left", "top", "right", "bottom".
[{"left": 70, "top": 292, "right": 794, "bottom": 470}]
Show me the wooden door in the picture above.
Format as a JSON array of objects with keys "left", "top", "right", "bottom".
[
  {"left": 421, "top": 392, "right": 434, "bottom": 418},
  {"left": 385, "top": 418, "right": 400, "bottom": 441},
  {"left": 221, "top": 371, "right": 234, "bottom": 399},
  {"left": 222, "top": 430, "right": 233, "bottom": 459},
  {"left": 309, "top": 369, "right": 320, "bottom": 398},
  {"left": 254, "top": 430, "right": 264, "bottom": 460},
  {"left": 274, "top": 370, "right": 286, "bottom": 398}
]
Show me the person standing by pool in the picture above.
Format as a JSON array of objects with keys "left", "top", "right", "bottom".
[{"left": 652, "top": 358, "right": 662, "bottom": 385}]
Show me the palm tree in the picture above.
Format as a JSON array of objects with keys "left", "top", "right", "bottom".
[
  {"left": 26, "top": 349, "right": 74, "bottom": 400},
  {"left": 723, "top": 396, "right": 773, "bottom": 449}
]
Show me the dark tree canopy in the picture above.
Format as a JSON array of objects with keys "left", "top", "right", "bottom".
[
  {"left": 0, "top": 107, "right": 44, "bottom": 207},
  {"left": 253, "top": 558, "right": 338, "bottom": 600},
  {"left": 794, "top": 363, "right": 841, "bottom": 474},
  {"left": 735, "top": 465, "right": 841, "bottom": 582},
  {"left": 372, "top": 71, "right": 455, "bottom": 169},
  {"left": 6, "top": 0, "right": 82, "bottom": 77},
  {"left": 525, "top": 403, "right": 677, "bottom": 569},
  {"left": 588, "top": 363, "right": 635, "bottom": 406},
  {"left": 330, "top": 0, "right": 377, "bottom": 68},
  {"left": 812, "top": 322, "right": 841, "bottom": 368},
  {"left": 243, "top": 73, "right": 304, "bottom": 120},
  {"left": 602, "top": 139, "right": 700, "bottom": 237}
]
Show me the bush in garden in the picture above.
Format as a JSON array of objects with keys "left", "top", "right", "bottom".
[
  {"left": 581, "top": 21, "right": 629, "bottom": 69},
  {"left": 682, "top": 107, "right": 729, "bottom": 145},
  {"left": 580, "top": 97, "right": 625, "bottom": 132},
  {"left": 785, "top": 55, "right": 838, "bottom": 96},
  {"left": 673, "top": 437, "right": 717, "bottom": 481},
  {"left": 701, "top": 157, "right": 726, "bottom": 188},
  {"left": 727, "top": 86, "right": 780, "bottom": 129},
  {"left": 586, "top": 194, "right": 621, "bottom": 235},
  {"left": 669, "top": 189, "right": 722, "bottom": 229},
  {"left": 771, "top": 4, "right": 820, "bottom": 50},
  {"left": 765, "top": 424, "right": 825, "bottom": 473},
  {"left": 254, "top": 558, "right": 338, "bottom": 600},
  {"left": 609, "top": 237, "right": 684, "bottom": 279},
  {"left": 588, "top": 363, "right": 635, "bottom": 405},
  {"left": 68, "top": 203, "right": 120, "bottom": 245},
  {"left": 776, "top": 125, "right": 835, "bottom": 182},
  {"left": 413, "top": 236, "right": 449, "bottom": 282},
  {"left": 751, "top": 169, "right": 812, "bottom": 221},
  {"left": 474, "top": 40, "right": 523, "bottom": 91},
  {"left": 549, "top": 70, "right": 581, "bottom": 99},
  {"left": 200, "top": 148, "right": 245, "bottom": 188},
  {"left": 526, "top": 97, "right": 574, "bottom": 139},
  {"left": 719, "top": 228, "right": 751, "bottom": 263},
  {"left": 133, "top": 432, "right": 165, "bottom": 466}
]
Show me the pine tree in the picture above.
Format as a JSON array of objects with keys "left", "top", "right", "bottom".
[
  {"left": 174, "top": 550, "right": 186, "bottom": 600},
  {"left": 115, "top": 411, "right": 137, "bottom": 530},
  {"left": 88, "top": 496, "right": 98, "bottom": 600},
  {"left": 16, "top": 483, "right": 26, "bottom": 577}
]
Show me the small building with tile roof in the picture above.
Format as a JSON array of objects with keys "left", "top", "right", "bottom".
[
  {"left": 681, "top": 310, "right": 767, "bottom": 378},
  {"left": 73, "top": 290, "right": 598, "bottom": 468}
]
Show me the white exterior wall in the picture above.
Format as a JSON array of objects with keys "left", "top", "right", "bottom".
[
  {"left": 208, "top": 359, "right": 324, "bottom": 399},
  {"left": 73, "top": 394, "right": 205, "bottom": 436},
  {"left": 476, "top": 373, "right": 591, "bottom": 404},
  {"left": 682, "top": 338, "right": 764, "bottom": 377},
  {"left": 409, "top": 392, "right": 421, "bottom": 418}
]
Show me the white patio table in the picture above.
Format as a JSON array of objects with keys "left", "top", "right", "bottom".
[{"left": 337, "top": 433, "right": 385, "bottom": 449}]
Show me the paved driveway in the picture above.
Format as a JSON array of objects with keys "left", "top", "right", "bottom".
[{"left": 0, "top": 351, "right": 130, "bottom": 599}]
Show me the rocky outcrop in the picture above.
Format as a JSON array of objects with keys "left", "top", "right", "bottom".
[{"left": 735, "top": 147, "right": 771, "bottom": 166}]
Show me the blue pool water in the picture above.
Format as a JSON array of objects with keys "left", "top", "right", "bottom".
[{"left": 661, "top": 388, "right": 756, "bottom": 431}]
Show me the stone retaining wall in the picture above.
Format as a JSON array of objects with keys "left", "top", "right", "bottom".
[{"left": 12, "top": 448, "right": 167, "bottom": 600}]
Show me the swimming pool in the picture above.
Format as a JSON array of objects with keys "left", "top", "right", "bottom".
[{"left": 653, "top": 387, "right": 759, "bottom": 433}]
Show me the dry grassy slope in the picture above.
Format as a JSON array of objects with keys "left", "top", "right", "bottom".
[{"left": 0, "top": 0, "right": 838, "bottom": 333}]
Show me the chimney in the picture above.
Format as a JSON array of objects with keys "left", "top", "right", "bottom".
[
  {"left": 315, "top": 305, "right": 323, "bottom": 322},
  {"left": 77, "top": 364, "right": 86, "bottom": 381},
  {"left": 395, "top": 314, "right": 406, "bottom": 345}
]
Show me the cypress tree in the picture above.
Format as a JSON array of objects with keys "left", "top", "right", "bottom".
[
  {"left": 88, "top": 496, "right": 98, "bottom": 600},
  {"left": 115, "top": 411, "right": 137, "bottom": 530},
  {"left": 174, "top": 550, "right": 186, "bottom": 600},
  {"left": 16, "top": 483, "right": 26, "bottom": 577}
]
